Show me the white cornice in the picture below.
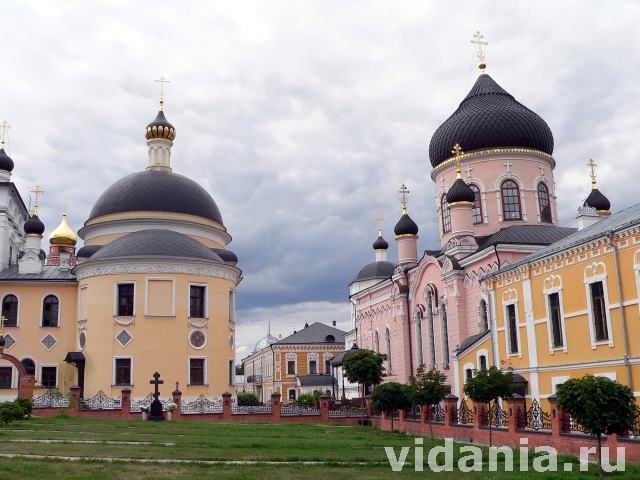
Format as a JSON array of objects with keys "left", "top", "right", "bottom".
[{"left": 74, "top": 257, "right": 241, "bottom": 283}]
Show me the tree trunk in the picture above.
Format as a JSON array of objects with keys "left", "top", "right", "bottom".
[
  {"left": 360, "top": 383, "right": 366, "bottom": 425},
  {"left": 391, "top": 412, "right": 394, "bottom": 433},
  {"left": 596, "top": 435, "right": 603, "bottom": 476}
]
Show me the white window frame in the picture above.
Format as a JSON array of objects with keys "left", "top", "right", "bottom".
[
  {"left": 77, "top": 285, "right": 88, "bottom": 322},
  {"left": 19, "top": 356, "right": 37, "bottom": 383},
  {"left": 583, "top": 262, "right": 614, "bottom": 349},
  {"left": 551, "top": 375, "right": 569, "bottom": 394},
  {"left": 476, "top": 349, "right": 489, "bottom": 371},
  {"left": 188, "top": 356, "right": 208, "bottom": 387},
  {"left": 503, "top": 301, "right": 522, "bottom": 358},
  {"left": 543, "top": 274, "right": 567, "bottom": 353},
  {"left": 287, "top": 388, "right": 297, "bottom": 402},
  {"left": 114, "top": 281, "right": 136, "bottom": 318},
  {"left": 1, "top": 292, "right": 20, "bottom": 327},
  {"left": 112, "top": 356, "right": 133, "bottom": 386},
  {"left": 40, "top": 293, "right": 61, "bottom": 328},
  {"left": 188, "top": 283, "right": 209, "bottom": 319},
  {"left": 307, "top": 353, "right": 319, "bottom": 375},
  {"left": 39, "top": 364, "right": 59, "bottom": 389},
  {"left": 144, "top": 277, "right": 176, "bottom": 317},
  {"left": 285, "top": 353, "right": 297, "bottom": 376},
  {"left": 463, "top": 362, "right": 475, "bottom": 382}
]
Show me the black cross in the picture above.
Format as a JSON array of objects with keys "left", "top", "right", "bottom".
[{"left": 150, "top": 372, "right": 163, "bottom": 400}]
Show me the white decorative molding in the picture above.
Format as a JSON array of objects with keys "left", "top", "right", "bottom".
[
  {"left": 76, "top": 261, "right": 240, "bottom": 283},
  {"left": 114, "top": 316, "right": 135, "bottom": 326},
  {"left": 188, "top": 318, "right": 208, "bottom": 329},
  {"left": 542, "top": 274, "right": 562, "bottom": 294}
]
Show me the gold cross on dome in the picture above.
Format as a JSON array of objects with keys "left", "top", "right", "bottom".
[
  {"left": 471, "top": 31, "right": 488, "bottom": 73},
  {"left": 398, "top": 184, "right": 410, "bottom": 214},
  {"left": 154, "top": 76, "right": 170, "bottom": 111},
  {"left": 587, "top": 158, "right": 598, "bottom": 188},
  {"left": 451, "top": 143, "right": 464, "bottom": 175},
  {"left": 30, "top": 185, "right": 45, "bottom": 216},
  {"left": 375, "top": 215, "right": 384, "bottom": 236},
  {"left": 0, "top": 121, "right": 10, "bottom": 147}
]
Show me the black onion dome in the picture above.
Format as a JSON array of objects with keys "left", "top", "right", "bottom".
[
  {"left": 146, "top": 110, "right": 176, "bottom": 141},
  {"left": 372, "top": 235, "right": 389, "bottom": 250},
  {"left": 446, "top": 178, "right": 476, "bottom": 204},
  {"left": 353, "top": 260, "right": 396, "bottom": 283},
  {"left": 0, "top": 149, "right": 14, "bottom": 172},
  {"left": 88, "top": 170, "right": 223, "bottom": 224},
  {"left": 394, "top": 213, "right": 419, "bottom": 236},
  {"left": 90, "top": 229, "right": 223, "bottom": 262},
  {"left": 429, "top": 74, "right": 554, "bottom": 168},
  {"left": 584, "top": 188, "right": 610, "bottom": 212},
  {"left": 24, "top": 214, "right": 45, "bottom": 235}
]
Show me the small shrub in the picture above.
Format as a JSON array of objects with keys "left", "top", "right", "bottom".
[
  {"left": 296, "top": 394, "right": 317, "bottom": 407},
  {"left": 237, "top": 392, "right": 260, "bottom": 406},
  {"left": 0, "top": 402, "right": 25, "bottom": 425},
  {"left": 14, "top": 398, "right": 33, "bottom": 418}
]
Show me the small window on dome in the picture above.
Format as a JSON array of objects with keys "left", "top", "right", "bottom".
[
  {"left": 441, "top": 195, "right": 451, "bottom": 233},
  {"left": 501, "top": 180, "right": 522, "bottom": 221},
  {"left": 469, "top": 184, "right": 483, "bottom": 224},
  {"left": 537, "top": 182, "right": 552, "bottom": 223}
]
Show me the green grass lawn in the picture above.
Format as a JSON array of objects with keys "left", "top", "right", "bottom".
[{"left": 0, "top": 416, "right": 637, "bottom": 479}]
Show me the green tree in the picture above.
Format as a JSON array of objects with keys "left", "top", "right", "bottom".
[
  {"left": 371, "top": 382, "right": 410, "bottom": 432},
  {"left": 464, "top": 366, "right": 514, "bottom": 446},
  {"left": 408, "top": 366, "right": 448, "bottom": 439},
  {"left": 236, "top": 392, "right": 260, "bottom": 406},
  {"left": 0, "top": 402, "right": 24, "bottom": 426},
  {"left": 343, "top": 349, "right": 386, "bottom": 421},
  {"left": 557, "top": 375, "right": 639, "bottom": 476}
]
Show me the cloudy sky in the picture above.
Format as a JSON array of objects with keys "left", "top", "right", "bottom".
[{"left": 2, "top": 1, "right": 639, "bottom": 360}]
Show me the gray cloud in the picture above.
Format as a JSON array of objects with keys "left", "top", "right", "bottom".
[{"left": 2, "top": 1, "right": 640, "bottom": 360}]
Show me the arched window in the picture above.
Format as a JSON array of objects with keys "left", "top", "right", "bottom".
[
  {"left": 385, "top": 327, "right": 392, "bottom": 372},
  {"left": 465, "top": 368, "right": 473, "bottom": 381},
  {"left": 374, "top": 330, "right": 380, "bottom": 353},
  {"left": 42, "top": 295, "right": 59, "bottom": 327},
  {"left": 501, "top": 179, "right": 522, "bottom": 220},
  {"left": 416, "top": 312, "right": 424, "bottom": 367},
  {"left": 469, "top": 184, "right": 483, "bottom": 224},
  {"left": 537, "top": 182, "right": 552, "bottom": 223},
  {"left": 441, "top": 195, "right": 451, "bottom": 233},
  {"left": 21, "top": 358, "right": 35, "bottom": 376},
  {"left": 426, "top": 291, "right": 436, "bottom": 369},
  {"left": 440, "top": 302, "right": 450, "bottom": 369},
  {"left": 325, "top": 335, "right": 335, "bottom": 343},
  {"left": 479, "top": 355, "right": 487, "bottom": 371},
  {"left": 479, "top": 299, "right": 488, "bottom": 331},
  {"left": 1, "top": 295, "right": 18, "bottom": 327}
]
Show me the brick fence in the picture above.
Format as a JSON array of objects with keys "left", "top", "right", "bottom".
[{"left": 377, "top": 394, "right": 640, "bottom": 463}]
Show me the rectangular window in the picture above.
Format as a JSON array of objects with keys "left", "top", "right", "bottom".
[
  {"left": 228, "top": 290, "right": 235, "bottom": 322},
  {"left": 41, "top": 366, "right": 57, "bottom": 388},
  {"left": 287, "top": 360, "right": 296, "bottom": 375},
  {"left": 0, "top": 367, "right": 11, "bottom": 388},
  {"left": 548, "top": 293, "right": 564, "bottom": 348},
  {"left": 115, "top": 358, "right": 131, "bottom": 385},
  {"left": 228, "top": 360, "right": 234, "bottom": 386},
  {"left": 507, "top": 304, "right": 519, "bottom": 354},
  {"left": 325, "top": 359, "right": 331, "bottom": 375},
  {"left": 309, "top": 360, "right": 317, "bottom": 375},
  {"left": 190, "top": 358, "right": 205, "bottom": 386},
  {"left": 190, "top": 286, "right": 206, "bottom": 318},
  {"left": 146, "top": 279, "right": 174, "bottom": 316},
  {"left": 117, "top": 283, "right": 135, "bottom": 317},
  {"left": 590, "top": 281, "right": 609, "bottom": 342}
]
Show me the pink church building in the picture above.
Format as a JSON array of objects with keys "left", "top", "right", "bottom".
[{"left": 350, "top": 63, "right": 578, "bottom": 396}]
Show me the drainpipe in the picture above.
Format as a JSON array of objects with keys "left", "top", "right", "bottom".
[{"left": 609, "top": 231, "right": 632, "bottom": 390}]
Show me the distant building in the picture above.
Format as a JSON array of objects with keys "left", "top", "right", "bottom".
[{"left": 243, "top": 322, "right": 345, "bottom": 403}]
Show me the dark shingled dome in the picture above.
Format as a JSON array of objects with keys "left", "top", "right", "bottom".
[
  {"left": 89, "top": 229, "right": 223, "bottom": 262},
  {"left": 429, "top": 74, "right": 554, "bottom": 168},
  {"left": 76, "top": 245, "right": 103, "bottom": 258},
  {"left": 372, "top": 235, "right": 389, "bottom": 250},
  {"left": 0, "top": 149, "right": 14, "bottom": 172},
  {"left": 394, "top": 213, "right": 419, "bottom": 236},
  {"left": 24, "top": 215, "right": 45, "bottom": 235},
  {"left": 446, "top": 178, "right": 476, "bottom": 204},
  {"left": 353, "top": 260, "right": 396, "bottom": 283},
  {"left": 88, "top": 170, "right": 223, "bottom": 224},
  {"left": 146, "top": 110, "right": 176, "bottom": 141},
  {"left": 584, "top": 188, "right": 611, "bottom": 212}
]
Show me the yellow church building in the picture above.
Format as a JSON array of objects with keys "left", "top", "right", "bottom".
[
  {"left": 0, "top": 97, "right": 241, "bottom": 402},
  {"left": 455, "top": 167, "right": 640, "bottom": 409}
]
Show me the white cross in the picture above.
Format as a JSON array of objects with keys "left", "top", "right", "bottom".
[
  {"left": 504, "top": 160, "right": 513, "bottom": 172},
  {"left": 464, "top": 164, "right": 473, "bottom": 178},
  {"left": 538, "top": 163, "right": 545, "bottom": 176}
]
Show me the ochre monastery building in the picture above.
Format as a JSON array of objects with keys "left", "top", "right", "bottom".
[
  {"left": 350, "top": 40, "right": 640, "bottom": 410},
  {"left": 0, "top": 97, "right": 241, "bottom": 401}
]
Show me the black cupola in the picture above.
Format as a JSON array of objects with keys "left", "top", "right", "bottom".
[
  {"left": 584, "top": 188, "right": 610, "bottom": 212},
  {"left": 24, "top": 214, "right": 45, "bottom": 235},
  {"left": 446, "top": 177, "right": 476, "bottom": 205},
  {"left": 0, "top": 148, "right": 14, "bottom": 172},
  {"left": 394, "top": 213, "right": 419, "bottom": 237}
]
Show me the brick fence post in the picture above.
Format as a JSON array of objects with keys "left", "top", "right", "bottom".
[
  {"left": 420, "top": 405, "right": 427, "bottom": 423},
  {"left": 121, "top": 388, "right": 131, "bottom": 419},
  {"left": 399, "top": 408, "right": 406, "bottom": 429},
  {"left": 444, "top": 394, "right": 458, "bottom": 427},
  {"left": 365, "top": 396, "right": 373, "bottom": 416},
  {"left": 172, "top": 386, "right": 182, "bottom": 421},
  {"left": 548, "top": 394, "right": 561, "bottom": 440},
  {"left": 222, "top": 391, "right": 232, "bottom": 419},
  {"left": 320, "top": 394, "right": 330, "bottom": 422},
  {"left": 18, "top": 375, "right": 35, "bottom": 400},
  {"left": 69, "top": 386, "right": 81, "bottom": 417},
  {"left": 472, "top": 400, "right": 484, "bottom": 436},
  {"left": 507, "top": 393, "right": 525, "bottom": 435},
  {"left": 271, "top": 392, "right": 281, "bottom": 420}
]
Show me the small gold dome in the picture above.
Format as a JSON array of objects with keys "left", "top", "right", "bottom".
[{"left": 49, "top": 213, "right": 77, "bottom": 246}]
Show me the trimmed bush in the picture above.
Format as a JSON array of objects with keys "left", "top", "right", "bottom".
[
  {"left": 0, "top": 402, "right": 24, "bottom": 425},
  {"left": 14, "top": 398, "right": 33, "bottom": 417},
  {"left": 237, "top": 392, "right": 260, "bottom": 406}
]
